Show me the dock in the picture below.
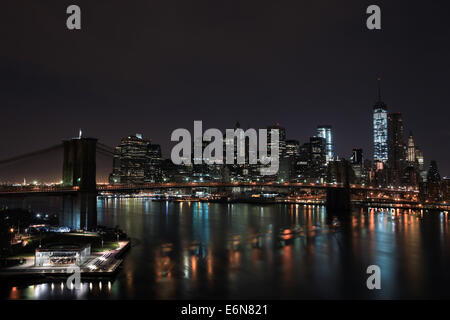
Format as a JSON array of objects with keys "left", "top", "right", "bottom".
[{"left": 0, "top": 240, "right": 130, "bottom": 280}]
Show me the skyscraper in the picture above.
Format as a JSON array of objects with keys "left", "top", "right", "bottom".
[
  {"left": 415, "top": 147, "right": 426, "bottom": 181},
  {"left": 387, "top": 112, "right": 406, "bottom": 185},
  {"left": 387, "top": 112, "right": 406, "bottom": 170},
  {"left": 266, "top": 123, "right": 286, "bottom": 181},
  {"left": 145, "top": 144, "right": 163, "bottom": 183},
  {"left": 407, "top": 132, "right": 416, "bottom": 164},
  {"left": 317, "top": 125, "right": 334, "bottom": 162},
  {"left": 284, "top": 139, "right": 300, "bottom": 181},
  {"left": 298, "top": 136, "right": 326, "bottom": 182},
  {"left": 351, "top": 148, "right": 363, "bottom": 165},
  {"left": 267, "top": 123, "right": 286, "bottom": 157},
  {"left": 427, "top": 160, "right": 441, "bottom": 182},
  {"left": 109, "top": 134, "right": 162, "bottom": 184},
  {"left": 373, "top": 78, "right": 388, "bottom": 164},
  {"left": 350, "top": 148, "right": 363, "bottom": 183}
]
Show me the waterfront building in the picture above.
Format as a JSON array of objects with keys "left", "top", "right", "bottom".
[{"left": 35, "top": 244, "right": 91, "bottom": 267}]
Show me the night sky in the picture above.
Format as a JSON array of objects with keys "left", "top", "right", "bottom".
[{"left": 1, "top": 0, "right": 449, "bottom": 183}]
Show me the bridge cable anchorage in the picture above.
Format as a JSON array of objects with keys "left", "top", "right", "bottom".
[{"left": 0, "top": 143, "right": 63, "bottom": 167}]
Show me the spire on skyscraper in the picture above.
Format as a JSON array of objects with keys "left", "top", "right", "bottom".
[
  {"left": 377, "top": 77, "right": 382, "bottom": 102},
  {"left": 374, "top": 77, "right": 386, "bottom": 109}
]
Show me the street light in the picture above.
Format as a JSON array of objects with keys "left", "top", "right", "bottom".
[{"left": 10, "top": 228, "right": 14, "bottom": 244}]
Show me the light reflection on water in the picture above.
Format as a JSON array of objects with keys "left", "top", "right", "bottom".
[{"left": 3, "top": 198, "right": 450, "bottom": 299}]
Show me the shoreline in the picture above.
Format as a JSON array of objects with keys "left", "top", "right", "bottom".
[{"left": 99, "top": 196, "right": 450, "bottom": 211}]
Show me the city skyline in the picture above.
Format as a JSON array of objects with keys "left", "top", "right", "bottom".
[
  {"left": 1, "top": 1, "right": 449, "bottom": 182},
  {"left": 2, "top": 0, "right": 450, "bottom": 305},
  {"left": 0, "top": 94, "right": 446, "bottom": 184}
]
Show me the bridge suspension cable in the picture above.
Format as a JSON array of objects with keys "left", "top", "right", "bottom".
[
  {"left": 97, "top": 143, "right": 115, "bottom": 154},
  {"left": 0, "top": 143, "right": 63, "bottom": 167},
  {"left": 96, "top": 144, "right": 115, "bottom": 157},
  {"left": 96, "top": 148, "right": 114, "bottom": 158}
]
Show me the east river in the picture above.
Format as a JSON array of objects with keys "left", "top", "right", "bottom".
[{"left": 2, "top": 197, "right": 450, "bottom": 299}]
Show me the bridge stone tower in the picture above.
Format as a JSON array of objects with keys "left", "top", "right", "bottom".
[
  {"left": 326, "top": 160, "right": 351, "bottom": 214},
  {"left": 62, "top": 137, "right": 97, "bottom": 192},
  {"left": 61, "top": 137, "right": 98, "bottom": 230}
]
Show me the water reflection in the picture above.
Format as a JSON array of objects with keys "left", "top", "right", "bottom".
[{"left": 3, "top": 199, "right": 450, "bottom": 299}]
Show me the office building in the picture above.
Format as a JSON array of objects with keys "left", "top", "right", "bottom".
[
  {"left": 283, "top": 139, "right": 300, "bottom": 181},
  {"left": 109, "top": 134, "right": 162, "bottom": 184},
  {"left": 387, "top": 112, "right": 406, "bottom": 170},
  {"left": 317, "top": 125, "right": 334, "bottom": 162},
  {"left": 350, "top": 148, "right": 363, "bottom": 183},
  {"left": 427, "top": 160, "right": 441, "bottom": 182}
]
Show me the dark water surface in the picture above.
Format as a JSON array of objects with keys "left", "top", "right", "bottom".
[{"left": 2, "top": 198, "right": 450, "bottom": 299}]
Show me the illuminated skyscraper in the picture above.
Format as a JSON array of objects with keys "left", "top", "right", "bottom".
[
  {"left": 415, "top": 147, "right": 426, "bottom": 181},
  {"left": 109, "top": 134, "right": 162, "bottom": 184},
  {"left": 373, "top": 78, "right": 388, "bottom": 164},
  {"left": 407, "top": 132, "right": 416, "bottom": 164},
  {"left": 317, "top": 125, "right": 334, "bottom": 162}
]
